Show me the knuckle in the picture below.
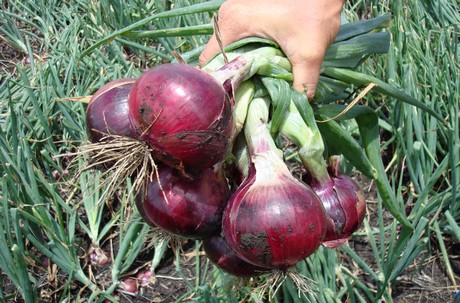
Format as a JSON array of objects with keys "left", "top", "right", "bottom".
[{"left": 217, "top": 1, "right": 252, "bottom": 30}]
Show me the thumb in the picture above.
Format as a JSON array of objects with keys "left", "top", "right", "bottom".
[{"left": 199, "top": 34, "right": 219, "bottom": 66}]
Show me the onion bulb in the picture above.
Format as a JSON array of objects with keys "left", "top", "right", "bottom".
[
  {"left": 137, "top": 164, "right": 230, "bottom": 239},
  {"left": 203, "top": 235, "right": 269, "bottom": 277},
  {"left": 86, "top": 78, "right": 137, "bottom": 143},
  {"left": 223, "top": 156, "right": 327, "bottom": 269},
  {"left": 119, "top": 278, "right": 138, "bottom": 294},
  {"left": 127, "top": 63, "right": 234, "bottom": 171},
  {"left": 306, "top": 157, "right": 366, "bottom": 248}
]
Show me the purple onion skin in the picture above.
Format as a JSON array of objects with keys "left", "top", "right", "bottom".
[
  {"left": 136, "top": 269, "right": 155, "bottom": 287},
  {"left": 86, "top": 78, "right": 138, "bottom": 143},
  {"left": 222, "top": 165, "right": 327, "bottom": 270},
  {"left": 119, "top": 278, "right": 138, "bottom": 294},
  {"left": 308, "top": 173, "right": 366, "bottom": 248},
  {"left": 128, "top": 64, "right": 234, "bottom": 171},
  {"left": 140, "top": 165, "right": 230, "bottom": 240},
  {"left": 135, "top": 193, "right": 157, "bottom": 229},
  {"left": 203, "top": 235, "right": 270, "bottom": 277}
]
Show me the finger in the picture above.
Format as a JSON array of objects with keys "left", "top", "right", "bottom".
[
  {"left": 199, "top": 34, "right": 220, "bottom": 66},
  {"left": 199, "top": 1, "right": 251, "bottom": 66},
  {"left": 290, "top": 57, "right": 322, "bottom": 101},
  {"left": 199, "top": 24, "right": 248, "bottom": 67}
]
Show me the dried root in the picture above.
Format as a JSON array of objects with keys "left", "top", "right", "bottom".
[
  {"left": 252, "top": 268, "right": 318, "bottom": 302},
  {"left": 64, "top": 134, "right": 159, "bottom": 207}
]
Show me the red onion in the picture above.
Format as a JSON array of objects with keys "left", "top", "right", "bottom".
[
  {"left": 135, "top": 192, "right": 157, "bottom": 229},
  {"left": 138, "top": 164, "right": 230, "bottom": 239},
  {"left": 136, "top": 269, "right": 156, "bottom": 287},
  {"left": 127, "top": 63, "right": 234, "bottom": 171},
  {"left": 119, "top": 278, "right": 138, "bottom": 294},
  {"left": 88, "top": 245, "right": 109, "bottom": 267},
  {"left": 279, "top": 101, "right": 366, "bottom": 248},
  {"left": 306, "top": 157, "right": 366, "bottom": 248},
  {"left": 222, "top": 98, "right": 327, "bottom": 270},
  {"left": 86, "top": 78, "right": 137, "bottom": 143},
  {"left": 203, "top": 235, "right": 269, "bottom": 277},
  {"left": 223, "top": 161, "right": 327, "bottom": 269}
]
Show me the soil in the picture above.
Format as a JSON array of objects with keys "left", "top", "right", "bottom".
[
  {"left": 116, "top": 241, "right": 206, "bottom": 303},
  {"left": 2, "top": 233, "right": 458, "bottom": 303},
  {"left": 0, "top": 39, "right": 23, "bottom": 78},
  {"left": 346, "top": 174, "right": 460, "bottom": 303}
]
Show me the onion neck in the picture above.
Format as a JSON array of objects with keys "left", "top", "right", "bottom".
[
  {"left": 205, "top": 48, "right": 281, "bottom": 143},
  {"left": 233, "top": 80, "right": 255, "bottom": 135},
  {"left": 232, "top": 133, "right": 250, "bottom": 184},
  {"left": 243, "top": 96, "right": 288, "bottom": 183},
  {"left": 279, "top": 101, "right": 330, "bottom": 186},
  {"left": 206, "top": 47, "right": 283, "bottom": 101},
  {"left": 244, "top": 97, "right": 282, "bottom": 157}
]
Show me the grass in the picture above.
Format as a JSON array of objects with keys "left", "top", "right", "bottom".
[{"left": 0, "top": 0, "right": 458, "bottom": 302}]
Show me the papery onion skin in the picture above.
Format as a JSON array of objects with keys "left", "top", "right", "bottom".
[
  {"left": 119, "top": 278, "right": 138, "bottom": 294},
  {"left": 127, "top": 64, "right": 234, "bottom": 170},
  {"left": 222, "top": 158, "right": 327, "bottom": 270},
  {"left": 86, "top": 78, "right": 137, "bottom": 143},
  {"left": 203, "top": 235, "right": 269, "bottom": 277},
  {"left": 88, "top": 245, "right": 109, "bottom": 267},
  {"left": 136, "top": 269, "right": 156, "bottom": 287},
  {"left": 139, "top": 164, "right": 230, "bottom": 239}
]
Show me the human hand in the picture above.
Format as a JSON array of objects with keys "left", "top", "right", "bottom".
[{"left": 199, "top": 0, "right": 344, "bottom": 100}]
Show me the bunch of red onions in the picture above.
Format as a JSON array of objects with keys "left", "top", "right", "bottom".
[
  {"left": 222, "top": 97, "right": 327, "bottom": 270},
  {"left": 83, "top": 44, "right": 366, "bottom": 284},
  {"left": 86, "top": 63, "right": 235, "bottom": 174}
]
